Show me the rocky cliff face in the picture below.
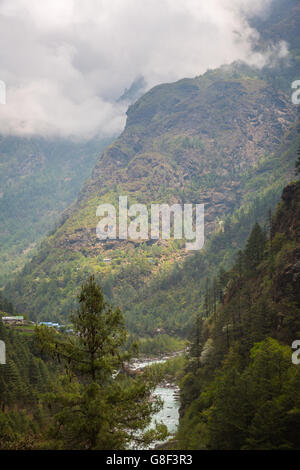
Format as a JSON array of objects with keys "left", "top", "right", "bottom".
[{"left": 51, "top": 68, "right": 296, "bottom": 254}]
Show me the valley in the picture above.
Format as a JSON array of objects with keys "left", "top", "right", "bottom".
[{"left": 0, "top": 0, "right": 300, "bottom": 452}]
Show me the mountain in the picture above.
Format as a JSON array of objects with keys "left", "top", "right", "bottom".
[
  {"left": 117, "top": 75, "right": 147, "bottom": 103},
  {"left": 121, "top": 122, "right": 300, "bottom": 337},
  {"left": 3, "top": 1, "right": 300, "bottom": 333},
  {"left": 250, "top": 0, "right": 300, "bottom": 51},
  {"left": 4, "top": 64, "right": 298, "bottom": 324},
  {"left": 0, "top": 135, "right": 112, "bottom": 285},
  {"left": 177, "top": 180, "right": 300, "bottom": 449}
]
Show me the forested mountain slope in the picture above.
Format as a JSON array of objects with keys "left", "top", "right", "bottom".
[
  {"left": 0, "top": 136, "right": 111, "bottom": 285},
  {"left": 121, "top": 121, "right": 300, "bottom": 335},
  {"left": 0, "top": 320, "right": 57, "bottom": 448},
  {"left": 177, "top": 180, "right": 300, "bottom": 449}
]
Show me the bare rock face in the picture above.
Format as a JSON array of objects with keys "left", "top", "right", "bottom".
[{"left": 56, "top": 68, "right": 296, "bottom": 256}]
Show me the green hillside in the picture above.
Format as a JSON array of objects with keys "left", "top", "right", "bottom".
[
  {"left": 0, "top": 135, "right": 112, "bottom": 285},
  {"left": 0, "top": 320, "right": 58, "bottom": 449},
  {"left": 177, "top": 180, "right": 300, "bottom": 449},
  {"left": 122, "top": 121, "right": 300, "bottom": 336}
]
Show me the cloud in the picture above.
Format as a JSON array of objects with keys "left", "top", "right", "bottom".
[{"left": 0, "top": 0, "right": 288, "bottom": 140}]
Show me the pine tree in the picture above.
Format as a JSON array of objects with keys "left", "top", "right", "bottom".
[
  {"left": 29, "top": 358, "right": 41, "bottom": 388},
  {"left": 218, "top": 267, "right": 229, "bottom": 304},
  {"left": 4, "top": 360, "right": 23, "bottom": 407},
  {"left": 243, "top": 222, "right": 266, "bottom": 273},
  {"left": 36, "top": 275, "right": 167, "bottom": 449},
  {"left": 212, "top": 277, "right": 218, "bottom": 321},
  {"left": 189, "top": 314, "right": 203, "bottom": 369},
  {"left": 204, "top": 278, "right": 211, "bottom": 317}
]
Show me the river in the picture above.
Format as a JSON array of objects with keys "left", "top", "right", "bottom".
[{"left": 130, "top": 356, "right": 180, "bottom": 446}]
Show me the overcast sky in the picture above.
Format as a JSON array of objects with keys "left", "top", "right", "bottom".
[{"left": 0, "top": 0, "right": 288, "bottom": 140}]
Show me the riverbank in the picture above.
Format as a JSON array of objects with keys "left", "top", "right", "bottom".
[
  {"left": 130, "top": 351, "right": 185, "bottom": 449},
  {"left": 129, "top": 349, "right": 185, "bottom": 371}
]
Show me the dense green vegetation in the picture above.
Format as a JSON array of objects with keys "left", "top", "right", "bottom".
[
  {"left": 146, "top": 355, "right": 187, "bottom": 384},
  {"left": 0, "top": 291, "right": 14, "bottom": 314},
  {"left": 177, "top": 181, "right": 300, "bottom": 449},
  {"left": 121, "top": 125, "right": 300, "bottom": 336},
  {"left": 34, "top": 276, "right": 167, "bottom": 449},
  {"left": 0, "top": 319, "right": 57, "bottom": 449},
  {"left": 135, "top": 335, "right": 186, "bottom": 356},
  {"left": 0, "top": 135, "right": 111, "bottom": 285},
  {"left": 0, "top": 277, "right": 168, "bottom": 449}
]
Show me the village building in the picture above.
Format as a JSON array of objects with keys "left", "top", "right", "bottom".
[{"left": 2, "top": 316, "right": 24, "bottom": 325}]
